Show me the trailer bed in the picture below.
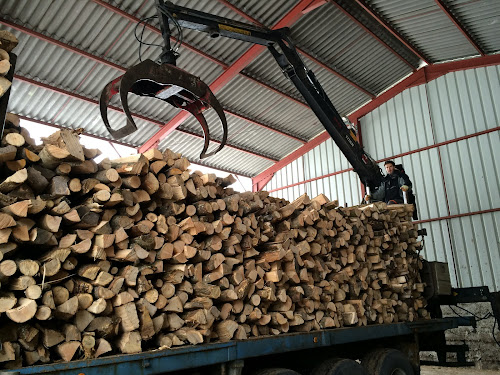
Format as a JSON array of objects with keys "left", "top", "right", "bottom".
[{"left": 1, "top": 317, "right": 473, "bottom": 375}]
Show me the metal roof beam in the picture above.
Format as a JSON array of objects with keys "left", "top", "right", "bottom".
[
  {"left": 13, "top": 74, "right": 279, "bottom": 162},
  {"left": 434, "top": 0, "right": 485, "bottom": 56},
  {"left": 216, "top": 0, "right": 375, "bottom": 98},
  {"left": 353, "top": 0, "right": 432, "bottom": 65},
  {"left": 328, "top": 1, "right": 416, "bottom": 71},
  {"left": 139, "top": 0, "right": 316, "bottom": 153},
  {"left": 347, "top": 54, "right": 500, "bottom": 122}
]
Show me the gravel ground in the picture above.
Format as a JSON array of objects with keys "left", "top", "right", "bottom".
[{"left": 421, "top": 366, "right": 500, "bottom": 374}]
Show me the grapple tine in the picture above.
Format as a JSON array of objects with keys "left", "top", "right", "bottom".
[
  {"left": 190, "top": 111, "right": 212, "bottom": 159},
  {"left": 182, "top": 94, "right": 228, "bottom": 159},
  {"left": 100, "top": 59, "right": 229, "bottom": 157},
  {"left": 99, "top": 76, "right": 137, "bottom": 139},
  {"left": 203, "top": 91, "right": 228, "bottom": 155},
  {"left": 118, "top": 65, "right": 149, "bottom": 138}
]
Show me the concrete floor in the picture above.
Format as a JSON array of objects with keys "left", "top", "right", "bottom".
[{"left": 421, "top": 366, "right": 500, "bottom": 374}]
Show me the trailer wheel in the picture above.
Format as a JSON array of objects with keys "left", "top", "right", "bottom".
[
  {"left": 362, "top": 349, "right": 414, "bottom": 375},
  {"left": 311, "top": 358, "right": 368, "bottom": 375},
  {"left": 252, "top": 368, "right": 302, "bottom": 375}
]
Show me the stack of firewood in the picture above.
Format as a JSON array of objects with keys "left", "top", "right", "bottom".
[
  {"left": 0, "top": 116, "right": 428, "bottom": 368},
  {"left": 0, "top": 30, "right": 17, "bottom": 99}
]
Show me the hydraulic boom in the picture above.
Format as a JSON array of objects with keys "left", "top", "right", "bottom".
[{"left": 155, "top": 1, "right": 384, "bottom": 190}]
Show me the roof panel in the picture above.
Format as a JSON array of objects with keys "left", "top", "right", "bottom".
[
  {"left": 108, "top": 0, "right": 253, "bottom": 65},
  {"left": 216, "top": 75, "right": 322, "bottom": 141},
  {"left": 365, "top": 0, "right": 481, "bottom": 62},
  {"left": 179, "top": 111, "right": 304, "bottom": 160},
  {"left": 227, "top": 0, "right": 300, "bottom": 27},
  {"left": 291, "top": 3, "right": 413, "bottom": 95},
  {"left": 301, "top": 56, "right": 372, "bottom": 115},
  {"left": 447, "top": 0, "right": 500, "bottom": 54},
  {"left": 244, "top": 50, "right": 372, "bottom": 118},
  {"left": 243, "top": 51, "right": 305, "bottom": 102}
]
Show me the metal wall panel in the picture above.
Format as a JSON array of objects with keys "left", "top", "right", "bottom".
[
  {"left": 440, "top": 132, "right": 500, "bottom": 215},
  {"left": 420, "top": 220, "right": 458, "bottom": 287},
  {"left": 360, "top": 84, "right": 434, "bottom": 160},
  {"left": 426, "top": 65, "right": 500, "bottom": 143},
  {"left": 389, "top": 149, "right": 449, "bottom": 221},
  {"left": 359, "top": 65, "right": 500, "bottom": 291},
  {"left": 267, "top": 138, "right": 362, "bottom": 205},
  {"left": 450, "top": 212, "right": 500, "bottom": 290},
  {"left": 267, "top": 65, "right": 499, "bottom": 291}
]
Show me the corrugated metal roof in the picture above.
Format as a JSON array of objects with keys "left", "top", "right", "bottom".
[
  {"left": 447, "top": 0, "right": 500, "bottom": 55},
  {"left": 215, "top": 75, "right": 322, "bottom": 140},
  {"left": 1, "top": 0, "right": 498, "bottom": 177},
  {"left": 227, "top": 0, "right": 300, "bottom": 27},
  {"left": 301, "top": 55, "right": 373, "bottom": 114},
  {"left": 365, "top": 0, "right": 486, "bottom": 62},
  {"left": 178, "top": 111, "right": 304, "bottom": 160},
  {"left": 244, "top": 50, "right": 373, "bottom": 115},
  {"left": 112, "top": 0, "right": 253, "bottom": 65}
]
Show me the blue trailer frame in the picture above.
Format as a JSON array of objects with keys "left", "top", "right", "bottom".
[{"left": 1, "top": 317, "right": 473, "bottom": 375}]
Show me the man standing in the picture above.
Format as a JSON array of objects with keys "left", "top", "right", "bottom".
[{"left": 367, "top": 160, "right": 412, "bottom": 204}]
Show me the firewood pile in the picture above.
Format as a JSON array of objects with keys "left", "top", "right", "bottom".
[
  {"left": 0, "top": 30, "right": 17, "bottom": 100},
  {"left": 0, "top": 115, "right": 428, "bottom": 368}
]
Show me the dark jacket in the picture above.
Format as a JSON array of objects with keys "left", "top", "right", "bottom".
[{"left": 372, "top": 170, "right": 412, "bottom": 204}]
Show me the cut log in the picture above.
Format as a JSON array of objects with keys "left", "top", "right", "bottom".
[
  {"left": 116, "top": 331, "right": 142, "bottom": 354},
  {"left": 6, "top": 298, "right": 37, "bottom": 323},
  {"left": 216, "top": 320, "right": 238, "bottom": 342},
  {"left": 0, "top": 77, "right": 11, "bottom": 99},
  {"left": 57, "top": 341, "right": 81, "bottom": 362},
  {"left": 0, "top": 30, "right": 19, "bottom": 52}
]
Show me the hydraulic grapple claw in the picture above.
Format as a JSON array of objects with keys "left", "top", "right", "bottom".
[
  {"left": 99, "top": 59, "right": 228, "bottom": 159},
  {"left": 100, "top": 77, "right": 138, "bottom": 139}
]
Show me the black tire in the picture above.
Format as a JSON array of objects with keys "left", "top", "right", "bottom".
[
  {"left": 311, "top": 358, "right": 368, "bottom": 375},
  {"left": 252, "top": 368, "right": 302, "bottom": 375},
  {"left": 362, "top": 349, "right": 414, "bottom": 375}
]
